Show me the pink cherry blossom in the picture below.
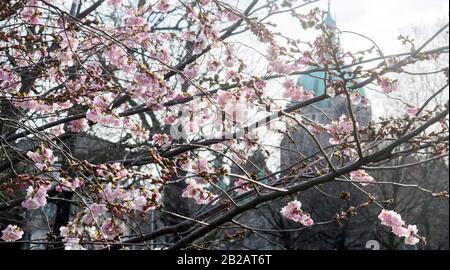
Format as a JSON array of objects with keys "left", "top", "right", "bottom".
[
  {"left": 404, "top": 225, "right": 420, "bottom": 245},
  {"left": 0, "top": 69, "right": 19, "bottom": 91},
  {"left": 191, "top": 159, "right": 211, "bottom": 173},
  {"left": 379, "top": 77, "right": 400, "bottom": 94},
  {"left": 21, "top": 1, "right": 41, "bottom": 25},
  {"left": 216, "top": 90, "right": 233, "bottom": 107},
  {"left": 182, "top": 180, "right": 218, "bottom": 205},
  {"left": 224, "top": 98, "right": 249, "bottom": 123},
  {"left": 297, "top": 56, "right": 310, "bottom": 65},
  {"left": 100, "top": 183, "right": 125, "bottom": 203},
  {"left": 21, "top": 184, "right": 51, "bottom": 209},
  {"left": 152, "top": 133, "right": 171, "bottom": 146},
  {"left": 125, "top": 16, "right": 146, "bottom": 27},
  {"left": 58, "top": 51, "right": 75, "bottom": 67},
  {"left": 208, "top": 60, "right": 220, "bottom": 72},
  {"left": 108, "top": 0, "right": 123, "bottom": 6},
  {"left": 184, "top": 65, "right": 200, "bottom": 78},
  {"left": 80, "top": 203, "right": 108, "bottom": 225},
  {"left": 69, "top": 119, "right": 89, "bottom": 133},
  {"left": 199, "top": 0, "right": 211, "bottom": 5},
  {"left": 86, "top": 108, "right": 122, "bottom": 128},
  {"left": 26, "top": 146, "right": 56, "bottom": 171},
  {"left": 129, "top": 189, "right": 161, "bottom": 212},
  {"left": 280, "top": 200, "right": 314, "bottom": 227},
  {"left": 325, "top": 115, "right": 356, "bottom": 144},
  {"left": 184, "top": 121, "right": 200, "bottom": 134},
  {"left": 349, "top": 170, "right": 375, "bottom": 186},
  {"left": 378, "top": 209, "right": 405, "bottom": 228},
  {"left": 164, "top": 114, "right": 177, "bottom": 125},
  {"left": 105, "top": 45, "right": 128, "bottom": 68},
  {"left": 156, "top": 0, "right": 171, "bottom": 12},
  {"left": 182, "top": 31, "right": 197, "bottom": 42},
  {"left": 269, "top": 61, "right": 295, "bottom": 75},
  {"left": 406, "top": 106, "right": 420, "bottom": 116},
  {"left": 234, "top": 179, "right": 251, "bottom": 194},
  {"left": 225, "top": 11, "right": 240, "bottom": 21},
  {"left": 1, "top": 225, "right": 24, "bottom": 242},
  {"left": 378, "top": 210, "right": 421, "bottom": 245},
  {"left": 61, "top": 32, "right": 79, "bottom": 50},
  {"left": 101, "top": 218, "right": 124, "bottom": 240},
  {"left": 56, "top": 177, "right": 84, "bottom": 192},
  {"left": 26, "top": 151, "right": 44, "bottom": 164},
  {"left": 283, "top": 80, "right": 314, "bottom": 101}
]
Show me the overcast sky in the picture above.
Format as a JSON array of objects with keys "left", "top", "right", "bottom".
[{"left": 274, "top": 0, "right": 449, "bottom": 54}]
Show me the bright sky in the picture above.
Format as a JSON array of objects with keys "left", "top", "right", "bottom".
[{"left": 274, "top": 0, "right": 449, "bottom": 54}]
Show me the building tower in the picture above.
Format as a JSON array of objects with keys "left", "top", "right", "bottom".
[{"left": 280, "top": 2, "right": 372, "bottom": 168}]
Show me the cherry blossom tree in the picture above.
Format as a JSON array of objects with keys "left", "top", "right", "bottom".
[{"left": 0, "top": 0, "right": 448, "bottom": 250}]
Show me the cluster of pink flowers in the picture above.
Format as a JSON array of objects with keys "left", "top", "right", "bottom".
[
  {"left": 199, "top": 0, "right": 212, "bottom": 5},
  {"left": 325, "top": 115, "right": 356, "bottom": 145},
  {"left": 128, "top": 188, "right": 162, "bottom": 212},
  {"left": 57, "top": 184, "right": 161, "bottom": 246},
  {"left": 68, "top": 119, "right": 89, "bottom": 133},
  {"left": 152, "top": 133, "right": 172, "bottom": 147},
  {"left": 269, "top": 60, "right": 297, "bottom": 75},
  {"left": 224, "top": 98, "right": 249, "bottom": 124},
  {"left": 0, "top": 68, "right": 19, "bottom": 92},
  {"left": 21, "top": 0, "right": 41, "bottom": 25},
  {"left": 56, "top": 177, "right": 84, "bottom": 192},
  {"left": 124, "top": 118, "right": 149, "bottom": 141},
  {"left": 59, "top": 223, "right": 85, "bottom": 249},
  {"left": 125, "top": 15, "right": 146, "bottom": 27},
  {"left": 378, "top": 210, "right": 421, "bottom": 245},
  {"left": 182, "top": 180, "right": 218, "bottom": 205},
  {"left": 57, "top": 30, "right": 80, "bottom": 67},
  {"left": 14, "top": 98, "right": 73, "bottom": 114},
  {"left": 349, "top": 170, "right": 375, "bottom": 186},
  {"left": 100, "top": 183, "right": 126, "bottom": 203},
  {"left": 280, "top": 200, "right": 314, "bottom": 227},
  {"left": 156, "top": 0, "right": 172, "bottom": 12},
  {"left": 379, "top": 77, "right": 400, "bottom": 94},
  {"left": 216, "top": 90, "right": 234, "bottom": 107},
  {"left": 184, "top": 65, "right": 200, "bottom": 79},
  {"left": 350, "top": 92, "right": 370, "bottom": 107},
  {"left": 26, "top": 146, "right": 57, "bottom": 171},
  {"left": 80, "top": 203, "right": 108, "bottom": 225},
  {"left": 132, "top": 72, "right": 170, "bottom": 107},
  {"left": 1, "top": 225, "right": 24, "bottom": 242},
  {"left": 108, "top": 0, "right": 123, "bottom": 6},
  {"left": 282, "top": 80, "right": 315, "bottom": 101},
  {"left": 406, "top": 106, "right": 420, "bottom": 116},
  {"left": 61, "top": 31, "right": 79, "bottom": 50},
  {"left": 59, "top": 215, "right": 125, "bottom": 245},
  {"left": 234, "top": 179, "right": 252, "bottom": 195},
  {"left": 214, "top": 91, "right": 250, "bottom": 124},
  {"left": 21, "top": 183, "right": 51, "bottom": 209},
  {"left": 101, "top": 218, "right": 124, "bottom": 240},
  {"left": 86, "top": 108, "right": 121, "bottom": 128},
  {"left": 296, "top": 56, "right": 310, "bottom": 66},
  {"left": 105, "top": 44, "right": 129, "bottom": 69},
  {"left": 190, "top": 159, "right": 212, "bottom": 174},
  {"left": 98, "top": 163, "right": 129, "bottom": 179},
  {"left": 58, "top": 50, "right": 75, "bottom": 67},
  {"left": 99, "top": 180, "right": 161, "bottom": 213}
]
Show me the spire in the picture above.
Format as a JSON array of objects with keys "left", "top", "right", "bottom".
[{"left": 324, "top": 0, "right": 336, "bottom": 28}]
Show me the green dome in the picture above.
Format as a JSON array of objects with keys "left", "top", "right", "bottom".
[
  {"left": 297, "top": 70, "right": 367, "bottom": 108},
  {"left": 296, "top": 2, "right": 366, "bottom": 109}
]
